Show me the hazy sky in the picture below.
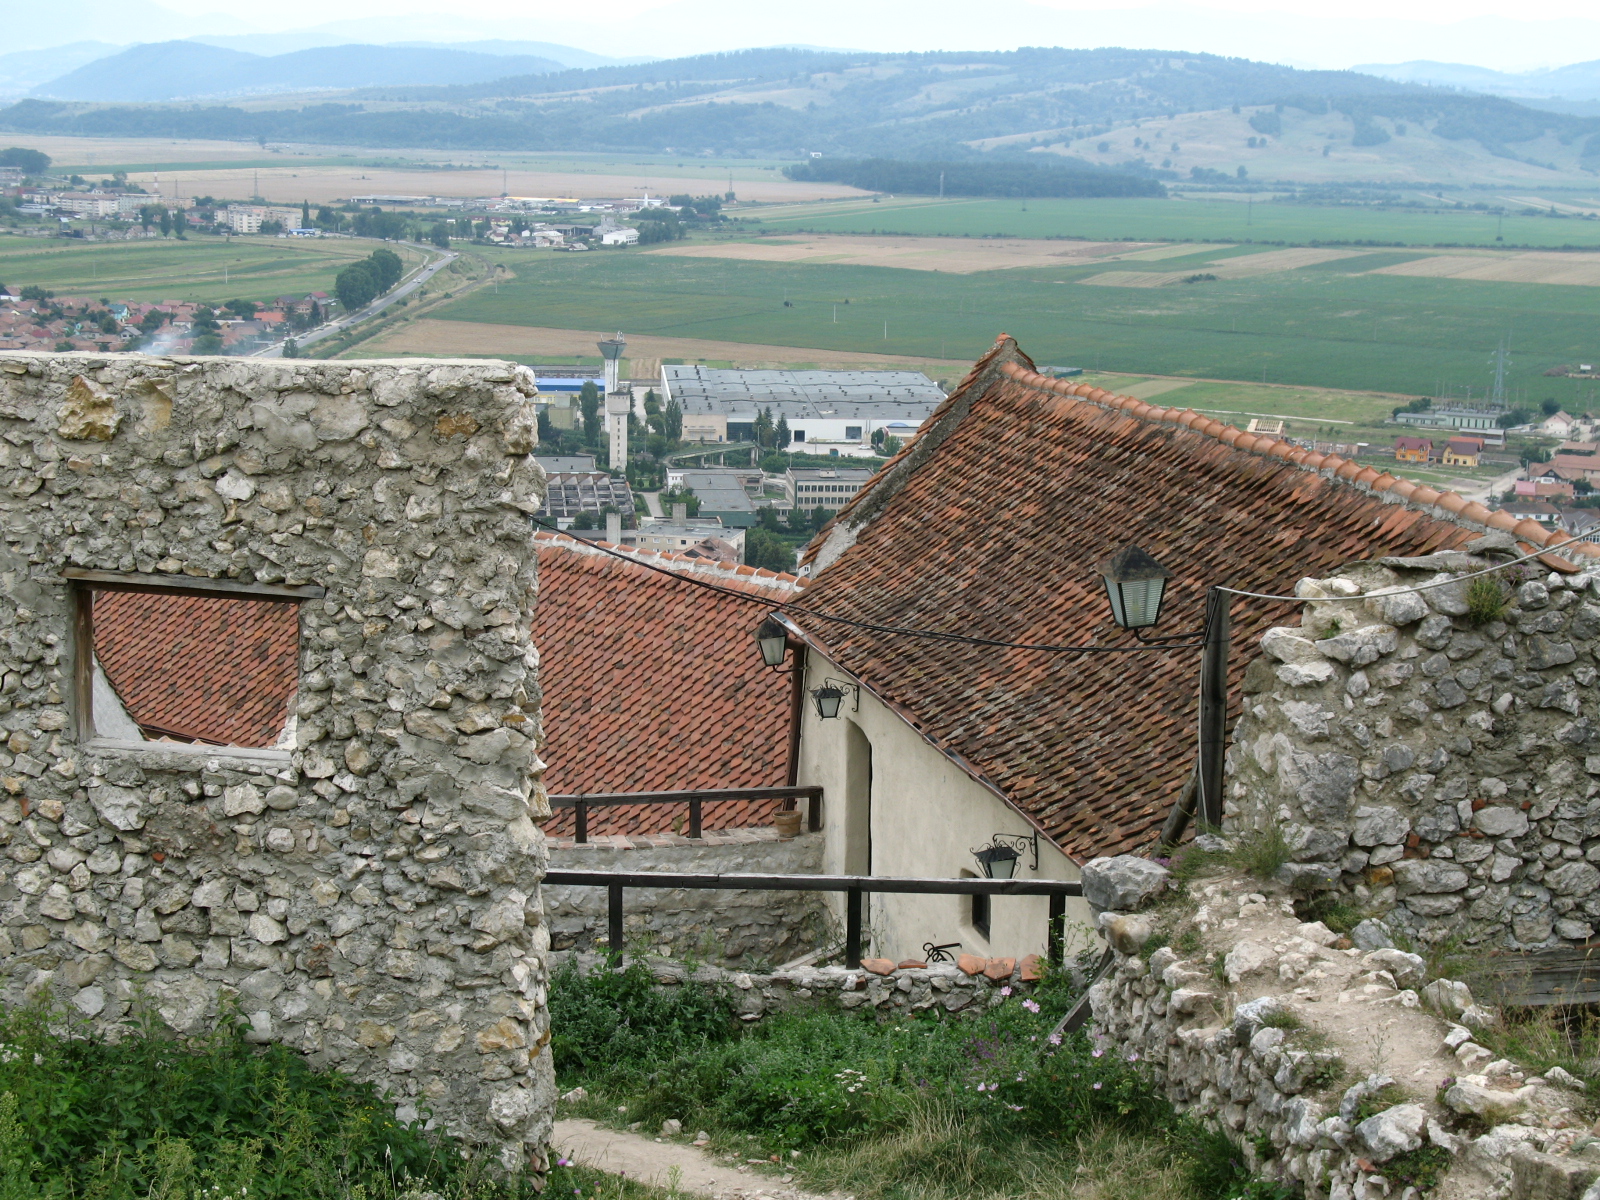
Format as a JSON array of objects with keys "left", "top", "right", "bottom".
[
  {"left": 18, "top": 0, "right": 1600, "bottom": 72},
  {"left": 282, "top": 0, "right": 1600, "bottom": 72}
]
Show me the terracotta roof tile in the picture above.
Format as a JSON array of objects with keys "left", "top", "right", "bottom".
[
  {"left": 93, "top": 591, "right": 298, "bottom": 747},
  {"left": 790, "top": 336, "right": 1585, "bottom": 862},
  {"left": 533, "top": 532, "right": 803, "bottom": 837}
]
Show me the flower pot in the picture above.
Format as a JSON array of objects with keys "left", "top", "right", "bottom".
[{"left": 774, "top": 810, "right": 803, "bottom": 840}]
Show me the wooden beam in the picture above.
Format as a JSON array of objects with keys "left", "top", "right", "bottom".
[{"left": 60, "top": 568, "right": 324, "bottom": 602}]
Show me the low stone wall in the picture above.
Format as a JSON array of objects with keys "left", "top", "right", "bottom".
[
  {"left": 545, "top": 831, "right": 829, "bottom": 965},
  {"left": 1084, "top": 856, "right": 1600, "bottom": 1200},
  {"left": 1228, "top": 542, "right": 1600, "bottom": 953},
  {"left": 554, "top": 948, "right": 1037, "bottom": 1020}
]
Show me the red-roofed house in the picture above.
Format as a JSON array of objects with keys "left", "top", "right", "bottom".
[
  {"left": 533, "top": 531, "right": 806, "bottom": 838},
  {"left": 778, "top": 335, "right": 1551, "bottom": 961},
  {"left": 1393, "top": 436, "right": 1432, "bottom": 463}
]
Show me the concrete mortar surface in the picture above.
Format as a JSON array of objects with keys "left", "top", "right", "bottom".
[{"left": 554, "top": 1119, "right": 846, "bottom": 1200}]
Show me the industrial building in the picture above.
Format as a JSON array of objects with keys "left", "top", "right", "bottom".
[{"left": 660, "top": 366, "right": 944, "bottom": 455}]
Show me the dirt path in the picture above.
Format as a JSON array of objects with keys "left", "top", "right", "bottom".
[{"left": 553, "top": 1119, "right": 843, "bottom": 1200}]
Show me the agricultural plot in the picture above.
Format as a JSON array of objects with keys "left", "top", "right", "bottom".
[
  {"left": 746, "top": 196, "right": 1600, "bottom": 250},
  {"left": 0, "top": 235, "right": 402, "bottom": 304},
  {"left": 424, "top": 247, "right": 1600, "bottom": 408}
]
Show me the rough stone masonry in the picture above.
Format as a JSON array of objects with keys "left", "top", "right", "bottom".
[{"left": 0, "top": 352, "right": 555, "bottom": 1172}]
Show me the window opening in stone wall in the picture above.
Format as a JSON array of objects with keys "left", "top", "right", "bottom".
[{"left": 75, "top": 578, "right": 308, "bottom": 750}]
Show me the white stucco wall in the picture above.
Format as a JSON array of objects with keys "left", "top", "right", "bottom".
[{"left": 794, "top": 650, "right": 1093, "bottom": 962}]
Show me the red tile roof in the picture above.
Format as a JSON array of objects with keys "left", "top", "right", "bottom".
[
  {"left": 92, "top": 591, "right": 299, "bottom": 748},
  {"left": 790, "top": 336, "right": 1593, "bottom": 863},
  {"left": 534, "top": 532, "right": 806, "bottom": 837}
]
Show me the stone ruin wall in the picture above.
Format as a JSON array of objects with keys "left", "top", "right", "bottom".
[
  {"left": 546, "top": 832, "right": 830, "bottom": 966},
  {"left": 1227, "top": 536, "right": 1600, "bottom": 953},
  {"left": 0, "top": 352, "right": 556, "bottom": 1172}
]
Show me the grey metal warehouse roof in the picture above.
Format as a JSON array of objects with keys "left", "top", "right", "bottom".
[{"left": 662, "top": 366, "right": 946, "bottom": 420}]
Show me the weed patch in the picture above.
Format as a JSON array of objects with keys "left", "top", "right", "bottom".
[{"left": 0, "top": 1005, "right": 545, "bottom": 1200}]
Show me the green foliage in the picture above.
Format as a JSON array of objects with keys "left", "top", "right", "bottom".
[
  {"left": 0, "top": 147, "right": 50, "bottom": 175},
  {"left": 1171, "top": 826, "right": 1291, "bottom": 885},
  {"left": 745, "top": 526, "right": 795, "bottom": 572},
  {"left": 1465, "top": 577, "right": 1511, "bottom": 626},
  {"left": 548, "top": 958, "right": 738, "bottom": 1078},
  {"left": 335, "top": 260, "right": 378, "bottom": 311},
  {"left": 1295, "top": 892, "right": 1363, "bottom": 936},
  {"left": 1247, "top": 111, "right": 1282, "bottom": 136},
  {"left": 430, "top": 222, "right": 451, "bottom": 248},
  {"left": 369, "top": 248, "right": 404, "bottom": 291},
  {"left": 1180, "top": 1126, "right": 1297, "bottom": 1200},
  {"left": 0, "top": 1004, "right": 543, "bottom": 1200},
  {"left": 783, "top": 157, "right": 1165, "bottom": 199},
  {"left": 1381, "top": 1144, "right": 1453, "bottom": 1192},
  {"left": 1258, "top": 1009, "right": 1304, "bottom": 1031},
  {"left": 578, "top": 380, "right": 603, "bottom": 446}
]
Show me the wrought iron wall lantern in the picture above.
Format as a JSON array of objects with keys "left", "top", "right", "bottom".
[
  {"left": 971, "top": 832, "right": 1039, "bottom": 879},
  {"left": 811, "top": 677, "right": 859, "bottom": 719},
  {"left": 754, "top": 616, "right": 792, "bottom": 671}
]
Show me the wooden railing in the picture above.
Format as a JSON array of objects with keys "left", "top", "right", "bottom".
[
  {"left": 541, "top": 868, "right": 1081, "bottom": 969},
  {"left": 547, "top": 785, "right": 823, "bottom": 843}
]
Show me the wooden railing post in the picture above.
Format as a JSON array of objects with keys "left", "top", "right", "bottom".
[
  {"left": 688, "top": 795, "right": 702, "bottom": 840},
  {"left": 806, "top": 785, "right": 821, "bottom": 832},
  {"left": 845, "top": 887, "right": 863, "bottom": 969},
  {"left": 607, "top": 883, "right": 624, "bottom": 958},
  {"left": 575, "top": 796, "right": 589, "bottom": 844},
  {"left": 1047, "top": 892, "right": 1066, "bottom": 966}
]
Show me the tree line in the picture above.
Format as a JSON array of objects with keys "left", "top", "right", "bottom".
[
  {"left": 334, "top": 248, "right": 404, "bottom": 313},
  {"left": 783, "top": 157, "right": 1166, "bottom": 199}
]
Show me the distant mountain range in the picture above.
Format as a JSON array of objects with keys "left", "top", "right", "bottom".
[
  {"left": 8, "top": 43, "right": 1600, "bottom": 187},
  {"left": 1359, "top": 59, "right": 1600, "bottom": 114},
  {"left": 31, "top": 41, "right": 569, "bottom": 102}
]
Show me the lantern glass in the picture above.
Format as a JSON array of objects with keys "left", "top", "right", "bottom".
[
  {"left": 974, "top": 844, "right": 1019, "bottom": 879},
  {"left": 1096, "top": 544, "right": 1172, "bottom": 630},
  {"left": 813, "top": 686, "right": 844, "bottom": 719},
  {"left": 755, "top": 618, "right": 788, "bottom": 668}
]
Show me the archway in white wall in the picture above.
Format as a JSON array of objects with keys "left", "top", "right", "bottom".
[{"left": 843, "top": 718, "right": 873, "bottom": 879}]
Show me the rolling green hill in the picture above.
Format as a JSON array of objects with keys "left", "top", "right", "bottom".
[{"left": 4, "top": 45, "right": 1598, "bottom": 187}]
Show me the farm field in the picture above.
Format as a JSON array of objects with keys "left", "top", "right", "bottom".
[
  {"left": 0, "top": 234, "right": 415, "bottom": 304},
  {"left": 0, "top": 136, "right": 861, "bottom": 206},
  {"left": 744, "top": 195, "right": 1600, "bottom": 250},
  {"left": 420, "top": 246, "right": 1600, "bottom": 408}
]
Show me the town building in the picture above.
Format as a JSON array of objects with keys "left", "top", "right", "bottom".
[
  {"left": 786, "top": 467, "right": 875, "bottom": 513},
  {"left": 668, "top": 469, "right": 766, "bottom": 526},
  {"left": 1440, "top": 436, "right": 1484, "bottom": 467},
  {"left": 1393, "top": 436, "right": 1432, "bottom": 463},
  {"left": 599, "top": 227, "right": 639, "bottom": 246},
  {"left": 1501, "top": 499, "right": 1562, "bottom": 527},
  {"left": 536, "top": 469, "right": 634, "bottom": 525},
  {"left": 535, "top": 454, "right": 599, "bottom": 474},
  {"left": 1515, "top": 478, "right": 1576, "bottom": 501},
  {"left": 660, "top": 366, "right": 944, "bottom": 454},
  {"left": 1393, "top": 403, "right": 1504, "bottom": 434},
  {"left": 532, "top": 530, "right": 800, "bottom": 838}
]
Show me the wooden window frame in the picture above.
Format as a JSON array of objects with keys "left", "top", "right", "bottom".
[{"left": 63, "top": 569, "right": 324, "bottom": 757}]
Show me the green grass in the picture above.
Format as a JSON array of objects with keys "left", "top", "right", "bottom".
[
  {"left": 552, "top": 958, "right": 1281, "bottom": 1200},
  {"left": 0, "top": 1003, "right": 548, "bottom": 1199},
  {"left": 745, "top": 195, "right": 1600, "bottom": 249},
  {"left": 428, "top": 248, "right": 1600, "bottom": 408},
  {"left": 0, "top": 236, "right": 413, "bottom": 305}
]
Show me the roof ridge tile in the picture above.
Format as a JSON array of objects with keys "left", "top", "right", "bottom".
[{"left": 1000, "top": 360, "right": 1600, "bottom": 562}]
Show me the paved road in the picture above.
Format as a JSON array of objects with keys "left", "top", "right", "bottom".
[{"left": 255, "top": 241, "right": 456, "bottom": 359}]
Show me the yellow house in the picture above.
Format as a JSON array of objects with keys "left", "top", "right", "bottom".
[{"left": 1441, "top": 436, "right": 1483, "bottom": 467}]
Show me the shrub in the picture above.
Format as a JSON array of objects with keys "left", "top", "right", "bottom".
[{"left": 549, "top": 958, "right": 739, "bottom": 1078}]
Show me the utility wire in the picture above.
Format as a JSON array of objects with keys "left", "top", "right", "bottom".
[
  {"left": 539, "top": 520, "right": 1592, "bottom": 652},
  {"left": 536, "top": 518, "right": 1206, "bottom": 654}
]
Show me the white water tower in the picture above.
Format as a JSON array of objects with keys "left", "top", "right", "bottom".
[
  {"left": 598, "top": 333, "right": 630, "bottom": 467},
  {"left": 598, "top": 333, "right": 626, "bottom": 395}
]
